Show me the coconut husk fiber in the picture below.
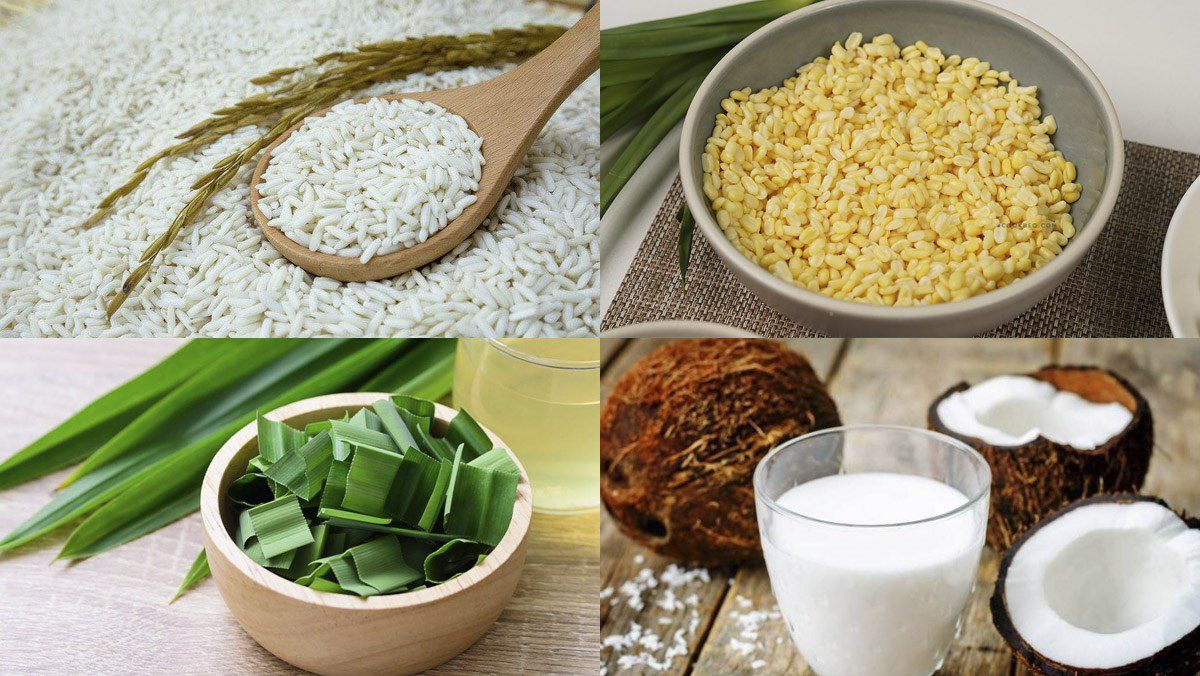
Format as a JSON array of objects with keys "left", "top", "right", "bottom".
[
  {"left": 601, "top": 339, "right": 841, "bottom": 565},
  {"left": 929, "top": 365, "right": 1153, "bottom": 551}
]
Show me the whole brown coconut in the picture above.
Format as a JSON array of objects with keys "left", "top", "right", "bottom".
[
  {"left": 601, "top": 339, "right": 841, "bottom": 565},
  {"left": 929, "top": 365, "right": 1152, "bottom": 551}
]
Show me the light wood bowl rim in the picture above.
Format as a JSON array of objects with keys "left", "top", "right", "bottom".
[
  {"left": 201, "top": 391, "right": 533, "bottom": 611},
  {"left": 249, "top": 93, "right": 491, "bottom": 283}
]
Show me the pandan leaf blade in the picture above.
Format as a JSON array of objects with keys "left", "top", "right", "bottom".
[{"left": 0, "top": 339, "right": 232, "bottom": 490}]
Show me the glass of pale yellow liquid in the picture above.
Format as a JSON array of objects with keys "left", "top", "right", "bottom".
[{"left": 453, "top": 338, "right": 600, "bottom": 514}]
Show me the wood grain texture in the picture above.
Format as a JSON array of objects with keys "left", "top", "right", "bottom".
[
  {"left": 601, "top": 338, "right": 1200, "bottom": 675},
  {"left": 250, "top": 6, "right": 599, "bottom": 282},
  {"left": 0, "top": 340, "right": 598, "bottom": 675}
]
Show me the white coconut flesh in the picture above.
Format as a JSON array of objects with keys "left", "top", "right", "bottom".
[
  {"left": 937, "top": 375, "right": 1133, "bottom": 449},
  {"left": 1003, "top": 500, "right": 1200, "bottom": 669}
]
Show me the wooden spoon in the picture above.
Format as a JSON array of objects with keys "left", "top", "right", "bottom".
[{"left": 250, "top": 5, "right": 599, "bottom": 283}]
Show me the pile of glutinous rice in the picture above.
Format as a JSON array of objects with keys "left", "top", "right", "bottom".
[
  {"left": 0, "top": 0, "right": 598, "bottom": 337},
  {"left": 234, "top": 396, "right": 519, "bottom": 596},
  {"left": 257, "top": 98, "right": 485, "bottom": 264}
]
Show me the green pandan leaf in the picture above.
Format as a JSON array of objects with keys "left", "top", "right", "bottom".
[
  {"left": 424, "top": 539, "right": 490, "bottom": 584},
  {"left": 387, "top": 449, "right": 444, "bottom": 527},
  {"left": 170, "top": 549, "right": 211, "bottom": 604},
  {"left": 263, "top": 431, "right": 333, "bottom": 501},
  {"left": 467, "top": 448, "right": 521, "bottom": 477},
  {"left": 247, "top": 495, "right": 313, "bottom": 560},
  {"left": 0, "top": 340, "right": 231, "bottom": 489},
  {"left": 444, "top": 458, "right": 518, "bottom": 547},
  {"left": 340, "top": 446, "right": 403, "bottom": 517},
  {"left": 445, "top": 408, "right": 493, "bottom": 461}
]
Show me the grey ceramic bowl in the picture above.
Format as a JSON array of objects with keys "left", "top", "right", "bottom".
[{"left": 679, "top": 0, "right": 1122, "bottom": 337}]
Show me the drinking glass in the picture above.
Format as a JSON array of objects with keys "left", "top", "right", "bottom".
[
  {"left": 453, "top": 338, "right": 599, "bottom": 514},
  {"left": 754, "top": 425, "right": 991, "bottom": 676}
]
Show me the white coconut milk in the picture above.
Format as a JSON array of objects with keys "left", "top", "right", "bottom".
[{"left": 760, "top": 472, "right": 984, "bottom": 676}]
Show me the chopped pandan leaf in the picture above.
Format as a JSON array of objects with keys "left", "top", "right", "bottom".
[
  {"left": 399, "top": 537, "right": 439, "bottom": 572},
  {"left": 446, "top": 408, "right": 493, "bottom": 461},
  {"left": 170, "top": 549, "right": 211, "bottom": 603},
  {"left": 221, "top": 397, "right": 514, "bottom": 598},
  {"left": 392, "top": 395, "right": 436, "bottom": 418},
  {"left": 256, "top": 415, "right": 307, "bottom": 464},
  {"left": 387, "top": 449, "right": 444, "bottom": 527},
  {"left": 328, "top": 554, "right": 379, "bottom": 597},
  {"left": 227, "top": 472, "right": 273, "bottom": 507},
  {"left": 284, "top": 523, "right": 329, "bottom": 579},
  {"left": 322, "top": 530, "right": 347, "bottom": 558},
  {"left": 419, "top": 458, "right": 454, "bottom": 532},
  {"left": 346, "top": 536, "right": 423, "bottom": 594},
  {"left": 294, "top": 559, "right": 334, "bottom": 587},
  {"left": 246, "top": 495, "right": 313, "bottom": 559},
  {"left": 332, "top": 438, "right": 351, "bottom": 461},
  {"left": 319, "top": 508, "right": 455, "bottom": 541},
  {"left": 341, "top": 526, "right": 373, "bottom": 548},
  {"left": 349, "top": 408, "right": 383, "bottom": 432},
  {"left": 444, "top": 458, "right": 519, "bottom": 547},
  {"left": 304, "top": 420, "right": 333, "bottom": 436},
  {"left": 235, "top": 516, "right": 300, "bottom": 568},
  {"left": 329, "top": 420, "right": 399, "bottom": 454},
  {"left": 319, "top": 459, "right": 350, "bottom": 511},
  {"left": 404, "top": 409, "right": 455, "bottom": 461},
  {"left": 306, "top": 577, "right": 344, "bottom": 594},
  {"left": 373, "top": 398, "right": 419, "bottom": 452},
  {"left": 468, "top": 448, "right": 521, "bottom": 476},
  {"left": 387, "top": 397, "right": 453, "bottom": 461},
  {"left": 340, "top": 445, "right": 403, "bottom": 517},
  {"left": 263, "top": 431, "right": 333, "bottom": 501},
  {"left": 424, "top": 539, "right": 490, "bottom": 584},
  {"left": 317, "top": 507, "right": 392, "bottom": 526}
]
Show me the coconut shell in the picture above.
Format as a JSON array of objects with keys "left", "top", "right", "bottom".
[
  {"left": 929, "top": 365, "right": 1153, "bottom": 551},
  {"left": 600, "top": 339, "right": 841, "bottom": 565},
  {"left": 991, "top": 494, "right": 1200, "bottom": 676}
]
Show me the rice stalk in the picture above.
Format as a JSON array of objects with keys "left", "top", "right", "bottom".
[{"left": 90, "top": 25, "right": 567, "bottom": 318}]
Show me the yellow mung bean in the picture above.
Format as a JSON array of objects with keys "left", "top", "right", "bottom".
[{"left": 703, "top": 32, "right": 1081, "bottom": 306}]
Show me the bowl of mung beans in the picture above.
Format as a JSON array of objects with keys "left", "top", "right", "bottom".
[{"left": 679, "top": 0, "right": 1122, "bottom": 336}]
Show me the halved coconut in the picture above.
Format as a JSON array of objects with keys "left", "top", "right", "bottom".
[
  {"left": 929, "top": 366, "right": 1152, "bottom": 550},
  {"left": 992, "top": 494, "right": 1200, "bottom": 675}
]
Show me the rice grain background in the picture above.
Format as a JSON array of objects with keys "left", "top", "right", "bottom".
[{"left": 0, "top": 0, "right": 599, "bottom": 337}]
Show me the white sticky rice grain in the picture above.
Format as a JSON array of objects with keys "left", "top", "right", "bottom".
[
  {"left": 258, "top": 98, "right": 485, "bottom": 263},
  {"left": 0, "top": 0, "right": 598, "bottom": 337}
]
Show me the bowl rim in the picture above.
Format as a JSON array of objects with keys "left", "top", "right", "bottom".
[
  {"left": 1161, "top": 174, "right": 1200, "bottom": 338},
  {"left": 200, "top": 391, "right": 533, "bottom": 611},
  {"left": 679, "top": 0, "right": 1125, "bottom": 323}
]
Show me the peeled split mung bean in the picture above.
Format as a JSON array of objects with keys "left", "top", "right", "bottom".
[{"left": 703, "top": 32, "right": 1081, "bottom": 306}]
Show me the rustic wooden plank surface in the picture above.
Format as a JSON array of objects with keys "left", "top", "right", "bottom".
[
  {"left": 0, "top": 339, "right": 598, "bottom": 675},
  {"left": 601, "top": 338, "right": 1199, "bottom": 675}
]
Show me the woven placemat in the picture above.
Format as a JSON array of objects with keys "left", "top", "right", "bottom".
[{"left": 603, "top": 141, "right": 1198, "bottom": 337}]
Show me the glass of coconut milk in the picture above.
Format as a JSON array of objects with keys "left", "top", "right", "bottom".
[{"left": 754, "top": 425, "right": 991, "bottom": 676}]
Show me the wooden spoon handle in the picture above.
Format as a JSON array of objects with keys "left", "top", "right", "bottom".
[{"left": 467, "top": 5, "right": 599, "bottom": 150}]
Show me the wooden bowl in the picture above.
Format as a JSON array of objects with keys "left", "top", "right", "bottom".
[{"left": 200, "top": 392, "right": 533, "bottom": 675}]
